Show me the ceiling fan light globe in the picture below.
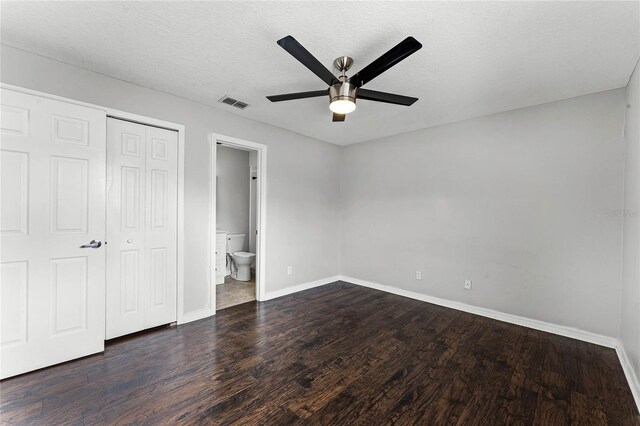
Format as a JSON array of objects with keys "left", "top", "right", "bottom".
[
  {"left": 329, "top": 81, "right": 357, "bottom": 114},
  {"left": 329, "top": 99, "right": 356, "bottom": 114}
]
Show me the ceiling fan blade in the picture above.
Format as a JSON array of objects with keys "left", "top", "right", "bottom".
[
  {"left": 357, "top": 89, "right": 418, "bottom": 106},
  {"left": 348, "top": 37, "right": 422, "bottom": 88},
  {"left": 332, "top": 113, "right": 346, "bottom": 122},
  {"left": 267, "top": 90, "right": 328, "bottom": 102},
  {"left": 277, "top": 36, "right": 339, "bottom": 86}
]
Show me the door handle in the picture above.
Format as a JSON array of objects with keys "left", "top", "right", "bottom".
[{"left": 80, "top": 240, "right": 102, "bottom": 249}]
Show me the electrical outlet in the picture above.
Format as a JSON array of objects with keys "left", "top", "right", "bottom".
[
  {"left": 415, "top": 271, "right": 422, "bottom": 280},
  {"left": 287, "top": 266, "right": 293, "bottom": 275},
  {"left": 464, "top": 279, "right": 472, "bottom": 290}
]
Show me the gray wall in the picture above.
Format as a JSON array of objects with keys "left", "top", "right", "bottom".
[
  {"left": 216, "top": 146, "right": 250, "bottom": 251},
  {"left": 340, "top": 89, "right": 626, "bottom": 337},
  {"left": 0, "top": 45, "right": 341, "bottom": 316},
  {"left": 2, "top": 45, "right": 635, "bottom": 346},
  {"left": 621, "top": 60, "right": 640, "bottom": 387}
]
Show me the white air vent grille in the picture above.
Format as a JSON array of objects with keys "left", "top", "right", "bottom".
[{"left": 219, "top": 96, "right": 249, "bottom": 110}]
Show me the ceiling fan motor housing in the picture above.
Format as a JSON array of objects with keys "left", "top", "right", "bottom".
[{"left": 329, "top": 81, "right": 356, "bottom": 105}]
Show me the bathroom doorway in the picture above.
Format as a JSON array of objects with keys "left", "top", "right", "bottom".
[{"left": 209, "top": 133, "right": 266, "bottom": 312}]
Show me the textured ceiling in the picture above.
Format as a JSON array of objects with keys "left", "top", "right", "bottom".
[{"left": 1, "top": 1, "right": 638, "bottom": 145}]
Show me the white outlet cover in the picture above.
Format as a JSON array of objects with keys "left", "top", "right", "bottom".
[
  {"left": 464, "top": 279, "right": 472, "bottom": 290},
  {"left": 287, "top": 266, "right": 293, "bottom": 275},
  {"left": 416, "top": 271, "right": 422, "bottom": 280}
]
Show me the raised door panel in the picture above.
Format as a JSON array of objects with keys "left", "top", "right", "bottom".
[
  {"left": 0, "top": 150, "right": 29, "bottom": 235},
  {"left": 1, "top": 105, "right": 30, "bottom": 137},
  {"left": 149, "top": 248, "right": 167, "bottom": 307},
  {"left": 151, "top": 137, "right": 168, "bottom": 161},
  {"left": 121, "top": 166, "right": 141, "bottom": 231},
  {"left": 51, "top": 115, "right": 89, "bottom": 146},
  {"left": 150, "top": 169, "right": 168, "bottom": 230},
  {"left": 50, "top": 257, "right": 88, "bottom": 334},
  {"left": 50, "top": 156, "right": 88, "bottom": 234},
  {"left": 0, "top": 261, "right": 28, "bottom": 347},
  {"left": 121, "top": 132, "right": 141, "bottom": 158},
  {"left": 120, "top": 250, "right": 140, "bottom": 314}
]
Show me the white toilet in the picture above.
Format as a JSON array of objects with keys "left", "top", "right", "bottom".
[{"left": 226, "top": 233, "right": 255, "bottom": 282}]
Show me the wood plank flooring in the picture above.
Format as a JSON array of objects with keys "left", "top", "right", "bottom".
[{"left": 1, "top": 282, "right": 638, "bottom": 425}]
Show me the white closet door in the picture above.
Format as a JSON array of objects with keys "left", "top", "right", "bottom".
[
  {"left": 0, "top": 89, "right": 106, "bottom": 379},
  {"left": 144, "top": 125, "right": 177, "bottom": 329},
  {"left": 106, "top": 119, "right": 147, "bottom": 338},
  {"left": 106, "top": 119, "right": 177, "bottom": 339}
]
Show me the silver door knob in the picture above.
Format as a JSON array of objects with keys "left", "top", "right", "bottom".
[{"left": 80, "top": 240, "right": 102, "bottom": 249}]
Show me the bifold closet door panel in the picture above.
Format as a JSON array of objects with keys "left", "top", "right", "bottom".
[
  {"left": 106, "top": 119, "right": 147, "bottom": 339},
  {"left": 144, "top": 126, "right": 178, "bottom": 329},
  {"left": 106, "top": 119, "right": 178, "bottom": 339},
  {"left": 0, "top": 89, "right": 106, "bottom": 378}
]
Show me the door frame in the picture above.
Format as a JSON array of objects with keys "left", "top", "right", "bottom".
[
  {"left": 0, "top": 83, "right": 188, "bottom": 325},
  {"left": 209, "top": 133, "right": 267, "bottom": 310}
]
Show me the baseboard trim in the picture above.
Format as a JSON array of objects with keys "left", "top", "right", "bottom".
[
  {"left": 616, "top": 342, "right": 640, "bottom": 410},
  {"left": 179, "top": 276, "right": 340, "bottom": 323},
  {"left": 179, "top": 307, "right": 213, "bottom": 325},
  {"left": 338, "top": 275, "right": 618, "bottom": 349},
  {"left": 263, "top": 275, "right": 340, "bottom": 301}
]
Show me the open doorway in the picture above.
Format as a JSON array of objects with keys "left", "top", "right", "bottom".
[{"left": 209, "top": 133, "right": 266, "bottom": 312}]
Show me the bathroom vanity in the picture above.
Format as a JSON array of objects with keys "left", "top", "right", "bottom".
[{"left": 215, "top": 231, "right": 227, "bottom": 285}]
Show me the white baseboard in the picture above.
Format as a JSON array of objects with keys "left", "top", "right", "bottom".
[
  {"left": 338, "top": 275, "right": 618, "bottom": 349},
  {"left": 262, "top": 275, "right": 340, "bottom": 301},
  {"left": 179, "top": 307, "right": 213, "bottom": 325},
  {"left": 179, "top": 276, "right": 340, "bottom": 323},
  {"left": 616, "top": 342, "right": 640, "bottom": 410}
]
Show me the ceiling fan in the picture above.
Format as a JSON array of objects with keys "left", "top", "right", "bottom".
[{"left": 267, "top": 35, "right": 423, "bottom": 122}]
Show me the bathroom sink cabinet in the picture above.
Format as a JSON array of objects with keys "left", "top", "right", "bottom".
[{"left": 215, "top": 231, "right": 227, "bottom": 284}]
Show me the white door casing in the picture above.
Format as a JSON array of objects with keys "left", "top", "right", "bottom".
[
  {"left": 0, "top": 88, "right": 107, "bottom": 379},
  {"left": 106, "top": 118, "right": 177, "bottom": 339},
  {"left": 249, "top": 161, "right": 257, "bottom": 259},
  {"left": 210, "top": 133, "right": 267, "bottom": 306}
]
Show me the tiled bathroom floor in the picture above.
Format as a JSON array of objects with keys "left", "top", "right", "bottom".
[{"left": 216, "top": 274, "right": 256, "bottom": 310}]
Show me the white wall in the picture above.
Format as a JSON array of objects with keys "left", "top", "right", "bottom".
[
  {"left": 0, "top": 46, "right": 341, "bottom": 316},
  {"left": 216, "top": 145, "right": 250, "bottom": 251},
  {"left": 340, "top": 89, "right": 626, "bottom": 338},
  {"left": 620, "top": 60, "right": 640, "bottom": 391}
]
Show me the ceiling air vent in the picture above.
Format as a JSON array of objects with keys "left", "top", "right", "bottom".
[{"left": 219, "top": 96, "right": 249, "bottom": 110}]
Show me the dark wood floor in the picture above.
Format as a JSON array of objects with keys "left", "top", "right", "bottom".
[{"left": 1, "top": 282, "right": 638, "bottom": 425}]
